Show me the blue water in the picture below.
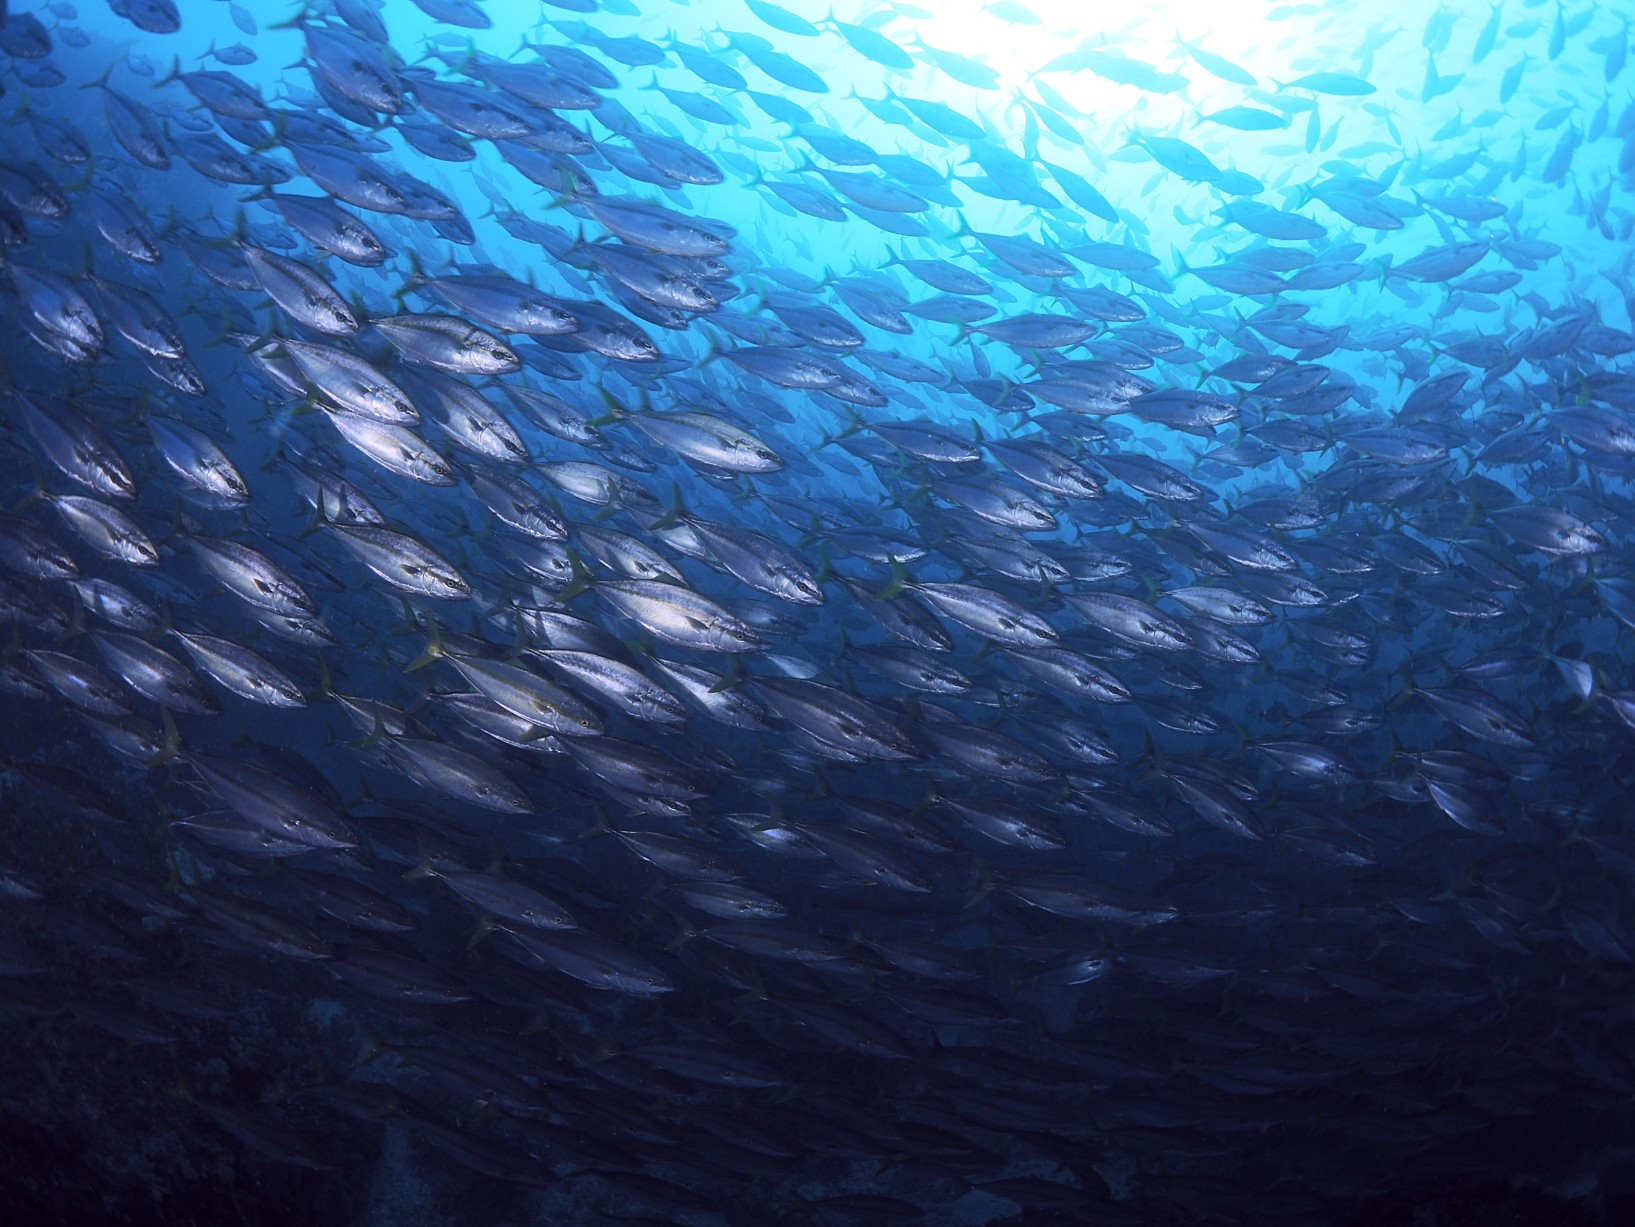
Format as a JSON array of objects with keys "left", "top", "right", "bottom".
[{"left": 3, "top": 1, "right": 1635, "bottom": 1225}]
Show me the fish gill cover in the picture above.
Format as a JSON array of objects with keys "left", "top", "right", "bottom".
[{"left": 0, "top": 0, "right": 1634, "bottom": 1223}]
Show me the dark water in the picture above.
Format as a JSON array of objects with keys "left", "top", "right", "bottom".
[{"left": 3, "top": 1, "right": 1635, "bottom": 1224}]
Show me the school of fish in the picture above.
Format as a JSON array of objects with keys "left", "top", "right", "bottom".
[{"left": 3, "top": 0, "right": 1635, "bottom": 1223}]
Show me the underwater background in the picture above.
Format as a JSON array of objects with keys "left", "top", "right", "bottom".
[{"left": 3, "top": 0, "right": 1635, "bottom": 1223}]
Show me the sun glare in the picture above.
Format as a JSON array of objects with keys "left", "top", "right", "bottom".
[{"left": 867, "top": 0, "right": 1264, "bottom": 92}]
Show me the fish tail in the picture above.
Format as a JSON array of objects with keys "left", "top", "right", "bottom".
[
  {"left": 552, "top": 551, "right": 594, "bottom": 604},
  {"left": 148, "top": 708, "right": 183, "bottom": 768},
  {"left": 402, "top": 617, "right": 445, "bottom": 672},
  {"left": 874, "top": 559, "right": 910, "bottom": 601}
]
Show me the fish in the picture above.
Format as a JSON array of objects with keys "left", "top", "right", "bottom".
[{"left": 3, "top": 5, "right": 1635, "bottom": 1222}]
